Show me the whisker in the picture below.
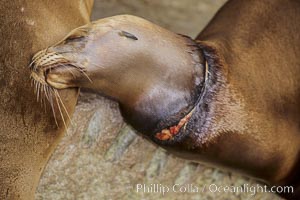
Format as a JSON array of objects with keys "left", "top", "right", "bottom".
[
  {"left": 31, "top": 50, "right": 45, "bottom": 63},
  {"left": 60, "top": 64, "right": 76, "bottom": 78},
  {"left": 49, "top": 88, "right": 59, "bottom": 127},
  {"left": 44, "top": 85, "right": 50, "bottom": 101},
  {"left": 29, "top": 60, "right": 36, "bottom": 69},
  {"left": 64, "top": 62, "right": 93, "bottom": 83},
  {"left": 30, "top": 77, "right": 34, "bottom": 87},
  {"left": 37, "top": 82, "right": 41, "bottom": 102},
  {"left": 54, "top": 89, "right": 74, "bottom": 126},
  {"left": 53, "top": 88, "right": 67, "bottom": 129},
  {"left": 89, "top": 62, "right": 104, "bottom": 68},
  {"left": 34, "top": 80, "right": 38, "bottom": 98},
  {"left": 42, "top": 86, "right": 47, "bottom": 111},
  {"left": 81, "top": 70, "right": 93, "bottom": 83}
]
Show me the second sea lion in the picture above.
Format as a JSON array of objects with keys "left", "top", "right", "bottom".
[{"left": 0, "top": 0, "right": 94, "bottom": 199}]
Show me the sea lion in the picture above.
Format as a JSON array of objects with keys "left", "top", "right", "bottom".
[
  {"left": 30, "top": 0, "right": 300, "bottom": 199},
  {"left": 0, "top": 0, "right": 93, "bottom": 199}
]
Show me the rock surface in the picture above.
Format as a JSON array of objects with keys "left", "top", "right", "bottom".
[{"left": 36, "top": 1, "right": 282, "bottom": 199}]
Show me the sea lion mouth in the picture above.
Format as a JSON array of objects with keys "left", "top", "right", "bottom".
[
  {"left": 30, "top": 49, "right": 69, "bottom": 83},
  {"left": 29, "top": 48, "right": 86, "bottom": 127},
  {"left": 29, "top": 48, "right": 88, "bottom": 88}
]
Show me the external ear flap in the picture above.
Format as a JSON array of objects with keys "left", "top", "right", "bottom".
[{"left": 119, "top": 31, "right": 138, "bottom": 40}]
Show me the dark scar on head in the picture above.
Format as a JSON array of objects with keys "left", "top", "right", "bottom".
[{"left": 118, "top": 31, "right": 138, "bottom": 40}]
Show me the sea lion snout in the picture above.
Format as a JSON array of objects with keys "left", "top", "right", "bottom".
[{"left": 29, "top": 49, "right": 83, "bottom": 89}]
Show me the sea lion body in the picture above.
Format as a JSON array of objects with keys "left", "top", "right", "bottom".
[
  {"left": 0, "top": 0, "right": 93, "bottom": 199},
  {"left": 30, "top": 0, "right": 300, "bottom": 198}
]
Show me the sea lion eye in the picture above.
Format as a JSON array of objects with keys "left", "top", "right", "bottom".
[
  {"left": 118, "top": 31, "right": 138, "bottom": 40},
  {"left": 65, "top": 35, "right": 84, "bottom": 43}
]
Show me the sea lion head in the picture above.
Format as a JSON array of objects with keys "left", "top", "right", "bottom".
[
  {"left": 30, "top": 14, "right": 205, "bottom": 135},
  {"left": 30, "top": 14, "right": 203, "bottom": 91},
  {"left": 30, "top": 15, "right": 143, "bottom": 90}
]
